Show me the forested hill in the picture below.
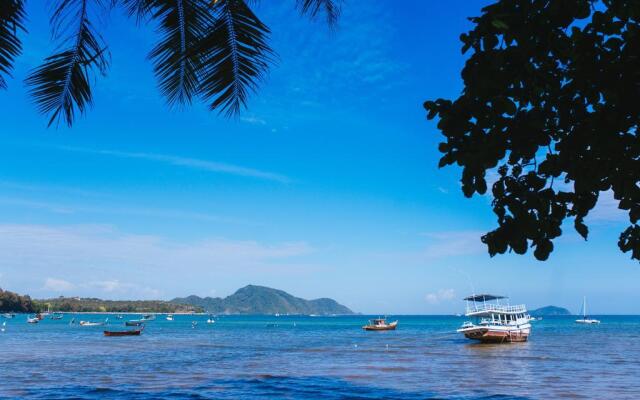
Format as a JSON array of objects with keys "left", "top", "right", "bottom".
[
  {"left": 0, "top": 288, "right": 36, "bottom": 313},
  {"left": 172, "top": 285, "right": 354, "bottom": 315},
  {"left": 529, "top": 306, "right": 572, "bottom": 316},
  {"left": 36, "top": 297, "right": 203, "bottom": 313}
]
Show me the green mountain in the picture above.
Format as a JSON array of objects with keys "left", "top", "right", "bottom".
[
  {"left": 530, "top": 305, "right": 572, "bottom": 316},
  {"left": 172, "top": 285, "right": 354, "bottom": 315}
]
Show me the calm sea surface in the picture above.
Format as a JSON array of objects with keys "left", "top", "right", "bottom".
[{"left": 1, "top": 315, "right": 638, "bottom": 399}]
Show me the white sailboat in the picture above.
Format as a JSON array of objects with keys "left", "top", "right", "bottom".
[{"left": 576, "top": 296, "right": 600, "bottom": 324}]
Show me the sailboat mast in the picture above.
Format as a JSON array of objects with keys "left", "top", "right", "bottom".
[{"left": 583, "top": 296, "right": 587, "bottom": 318}]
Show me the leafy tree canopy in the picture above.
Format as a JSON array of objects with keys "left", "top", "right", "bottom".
[
  {"left": 424, "top": 0, "right": 640, "bottom": 261},
  {"left": 0, "top": 0, "right": 341, "bottom": 127}
]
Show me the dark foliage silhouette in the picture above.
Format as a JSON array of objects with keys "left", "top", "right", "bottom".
[
  {"left": 0, "top": 0, "right": 341, "bottom": 126},
  {"left": 425, "top": 0, "right": 640, "bottom": 261}
]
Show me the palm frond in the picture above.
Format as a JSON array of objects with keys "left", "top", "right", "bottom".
[
  {"left": 148, "top": 0, "right": 214, "bottom": 107},
  {"left": 197, "top": 0, "right": 273, "bottom": 117},
  {"left": 119, "top": 0, "right": 155, "bottom": 22},
  {"left": 25, "top": 0, "right": 110, "bottom": 127},
  {"left": 0, "top": 0, "right": 27, "bottom": 89},
  {"left": 296, "top": 0, "right": 341, "bottom": 27}
]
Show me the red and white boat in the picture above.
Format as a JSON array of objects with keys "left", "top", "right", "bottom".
[{"left": 457, "top": 294, "right": 531, "bottom": 343}]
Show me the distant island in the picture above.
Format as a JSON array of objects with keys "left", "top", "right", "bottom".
[
  {"left": 529, "top": 305, "right": 572, "bottom": 316},
  {"left": 172, "top": 285, "right": 354, "bottom": 315},
  {"left": 35, "top": 297, "right": 203, "bottom": 313}
]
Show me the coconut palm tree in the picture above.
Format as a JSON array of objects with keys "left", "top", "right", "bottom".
[{"left": 0, "top": 0, "right": 341, "bottom": 127}]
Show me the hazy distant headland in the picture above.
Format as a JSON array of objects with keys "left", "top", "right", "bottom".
[
  {"left": 1, "top": 285, "right": 353, "bottom": 315},
  {"left": 36, "top": 297, "right": 202, "bottom": 314},
  {"left": 172, "top": 285, "right": 354, "bottom": 315},
  {"left": 529, "top": 306, "right": 572, "bottom": 316}
]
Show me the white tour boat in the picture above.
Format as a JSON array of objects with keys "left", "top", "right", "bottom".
[
  {"left": 457, "top": 294, "right": 531, "bottom": 343},
  {"left": 576, "top": 296, "right": 600, "bottom": 324}
]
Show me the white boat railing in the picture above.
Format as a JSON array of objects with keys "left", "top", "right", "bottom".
[{"left": 466, "top": 303, "right": 527, "bottom": 315}]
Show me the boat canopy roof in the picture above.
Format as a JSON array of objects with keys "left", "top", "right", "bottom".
[{"left": 463, "top": 294, "right": 506, "bottom": 302}]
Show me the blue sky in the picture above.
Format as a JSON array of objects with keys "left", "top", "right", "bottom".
[{"left": 1, "top": 1, "right": 638, "bottom": 314}]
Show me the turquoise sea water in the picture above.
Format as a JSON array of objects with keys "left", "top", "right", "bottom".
[{"left": 1, "top": 314, "right": 639, "bottom": 399}]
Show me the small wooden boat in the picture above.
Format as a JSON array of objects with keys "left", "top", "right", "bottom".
[
  {"left": 50, "top": 313, "right": 64, "bottom": 320},
  {"left": 27, "top": 316, "right": 39, "bottom": 324},
  {"left": 140, "top": 314, "right": 156, "bottom": 322},
  {"left": 1, "top": 313, "right": 15, "bottom": 319},
  {"left": 125, "top": 320, "right": 144, "bottom": 326},
  {"left": 80, "top": 318, "right": 108, "bottom": 327},
  {"left": 104, "top": 328, "right": 143, "bottom": 337},
  {"left": 363, "top": 318, "right": 398, "bottom": 331}
]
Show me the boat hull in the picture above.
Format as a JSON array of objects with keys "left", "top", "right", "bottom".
[
  {"left": 576, "top": 319, "right": 600, "bottom": 324},
  {"left": 103, "top": 330, "right": 142, "bottom": 337},
  {"left": 363, "top": 321, "right": 398, "bottom": 331},
  {"left": 459, "top": 326, "right": 530, "bottom": 343}
]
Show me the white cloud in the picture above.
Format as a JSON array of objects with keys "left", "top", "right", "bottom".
[
  {"left": 0, "top": 224, "right": 313, "bottom": 299},
  {"left": 43, "top": 278, "right": 75, "bottom": 292},
  {"left": 425, "top": 289, "right": 455, "bottom": 304},
  {"left": 240, "top": 115, "right": 267, "bottom": 125},
  {"left": 56, "top": 146, "right": 291, "bottom": 183}
]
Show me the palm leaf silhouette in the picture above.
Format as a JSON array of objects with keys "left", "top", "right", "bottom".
[
  {"left": 25, "top": 0, "right": 110, "bottom": 127},
  {"left": 146, "top": 0, "right": 215, "bottom": 107},
  {"left": 0, "top": 0, "right": 27, "bottom": 89},
  {"left": 296, "top": 0, "right": 341, "bottom": 27},
  {"left": 197, "top": 0, "right": 273, "bottom": 117}
]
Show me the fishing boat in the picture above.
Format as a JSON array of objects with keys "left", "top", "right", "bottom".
[
  {"left": 50, "top": 313, "right": 64, "bottom": 320},
  {"left": 1, "top": 313, "right": 15, "bottom": 319},
  {"left": 166, "top": 314, "right": 174, "bottom": 321},
  {"left": 27, "top": 316, "right": 39, "bottom": 324},
  {"left": 362, "top": 317, "right": 398, "bottom": 331},
  {"left": 576, "top": 296, "right": 600, "bottom": 324},
  {"left": 125, "top": 320, "right": 144, "bottom": 326},
  {"left": 457, "top": 294, "right": 531, "bottom": 343},
  {"left": 79, "top": 318, "right": 108, "bottom": 327},
  {"left": 103, "top": 327, "right": 143, "bottom": 337},
  {"left": 140, "top": 314, "right": 156, "bottom": 322}
]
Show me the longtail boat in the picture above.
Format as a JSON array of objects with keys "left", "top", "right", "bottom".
[
  {"left": 104, "top": 328, "right": 143, "bottom": 337},
  {"left": 362, "top": 318, "right": 398, "bottom": 331}
]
